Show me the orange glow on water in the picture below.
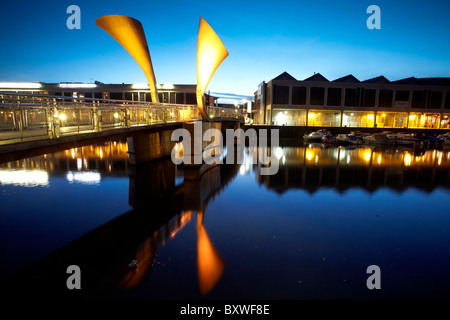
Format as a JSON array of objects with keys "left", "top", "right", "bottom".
[{"left": 197, "top": 210, "right": 225, "bottom": 295}]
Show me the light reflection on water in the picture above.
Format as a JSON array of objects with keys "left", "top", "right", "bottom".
[{"left": 1, "top": 141, "right": 450, "bottom": 299}]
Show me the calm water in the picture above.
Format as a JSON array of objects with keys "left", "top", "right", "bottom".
[{"left": 1, "top": 140, "right": 450, "bottom": 299}]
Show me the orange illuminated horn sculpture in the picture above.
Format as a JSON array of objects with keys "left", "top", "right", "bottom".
[
  {"left": 96, "top": 15, "right": 159, "bottom": 103},
  {"left": 196, "top": 17, "right": 229, "bottom": 121},
  {"left": 196, "top": 209, "right": 225, "bottom": 295}
]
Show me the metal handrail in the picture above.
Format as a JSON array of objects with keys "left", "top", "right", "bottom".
[{"left": 0, "top": 92, "right": 245, "bottom": 145}]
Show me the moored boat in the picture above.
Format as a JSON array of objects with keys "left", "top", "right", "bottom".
[
  {"left": 336, "top": 134, "right": 363, "bottom": 145},
  {"left": 303, "top": 129, "right": 328, "bottom": 142},
  {"left": 363, "top": 133, "right": 393, "bottom": 146},
  {"left": 385, "top": 132, "right": 418, "bottom": 146},
  {"left": 321, "top": 134, "right": 337, "bottom": 144}
]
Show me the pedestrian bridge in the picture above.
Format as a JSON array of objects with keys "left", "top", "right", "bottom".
[{"left": 0, "top": 92, "right": 245, "bottom": 152}]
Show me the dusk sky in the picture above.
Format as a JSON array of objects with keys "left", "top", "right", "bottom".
[{"left": 1, "top": 0, "right": 450, "bottom": 99}]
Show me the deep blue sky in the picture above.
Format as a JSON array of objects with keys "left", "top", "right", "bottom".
[{"left": 0, "top": 0, "right": 449, "bottom": 97}]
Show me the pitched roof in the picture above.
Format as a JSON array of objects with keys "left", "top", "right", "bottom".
[
  {"left": 392, "top": 77, "right": 420, "bottom": 85},
  {"left": 303, "top": 73, "right": 329, "bottom": 82},
  {"left": 332, "top": 74, "right": 360, "bottom": 83},
  {"left": 362, "top": 76, "right": 390, "bottom": 84},
  {"left": 272, "top": 72, "right": 297, "bottom": 81}
]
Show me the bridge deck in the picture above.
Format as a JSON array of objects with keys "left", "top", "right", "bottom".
[{"left": 0, "top": 92, "right": 245, "bottom": 154}]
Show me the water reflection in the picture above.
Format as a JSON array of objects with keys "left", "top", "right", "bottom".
[
  {"left": 0, "top": 141, "right": 130, "bottom": 186},
  {"left": 1, "top": 140, "right": 240, "bottom": 298},
  {"left": 125, "top": 158, "right": 236, "bottom": 296},
  {"left": 254, "top": 144, "right": 450, "bottom": 194},
  {"left": 0, "top": 169, "right": 49, "bottom": 187},
  {"left": 197, "top": 209, "right": 225, "bottom": 295},
  {"left": 1, "top": 140, "right": 450, "bottom": 299}
]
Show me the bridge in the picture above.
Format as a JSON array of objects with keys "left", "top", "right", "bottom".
[
  {"left": 0, "top": 91, "right": 245, "bottom": 159},
  {"left": 0, "top": 13, "right": 241, "bottom": 159}
]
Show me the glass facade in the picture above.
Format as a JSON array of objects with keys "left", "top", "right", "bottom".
[
  {"left": 307, "top": 110, "right": 341, "bottom": 127},
  {"left": 408, "top": 113, "right": 440, "bottom": 129},
  {"left": 272, "top": 109, "right": 306, "bottom": 126},
  {"left": 342, "top": 111, "right": 375, "bottom": 128},
  {"left": 441, "top": 114, "right": 450, "bottom": 129},
  {"left": 269, "top": 108, "right": 450, "bottom": 129},
  {"left": 266, "top": 81, "right": 449, "bottom": 129},
  {"left": 376, "top": 112, "right": 408, "bottom": 128}
]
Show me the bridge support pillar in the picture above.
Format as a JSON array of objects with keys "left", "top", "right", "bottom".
[
  {"left": 127, "top": 129, "right": 175, "bottom": 165},
  {"left": 184, "top": 164, "right": 221, "bottom": 211},
  {"left": 128, "top": 160, "right": 176, "bottom": 209},
  {"left": 182, "top": 121, "right": 222, "bottom": 168}
]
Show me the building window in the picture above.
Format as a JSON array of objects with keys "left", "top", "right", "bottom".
[
  {"left": 124, "top": 92, "right": 133, "bottom": 101},
  {"left": 266, "top": 86, "right": 272, "bottom": 105},
  {"left": 362, "top": 89, "right": 376, "bottom": 107},
  {"left": 327, "top": 88, "right": 341, "bottom": 106},
  {"left": 94, "top": 92, "right": 103, "bottom": 99},
  {"left": 186, "top": 93, "right": 196, "bottom": 104},
  {"left": 408, "top": 113, "right": 440, "bottom": 129},
  {"left": 376, "top": 112, "right": 408, "bottom": 128},
  {"left": 145, "top": 93, "right": 152, "bottom": 102},
  {"left": 273, "top": 85, "right": 289, "bottom": 104},
  {"left": 412, "top": 90, "right": 426, "bottom": 108},
  {"left": 427, "top": 91, "right": 442, "bottom": 109},
  {"left": 109, "top": 92, "right": 122, "bottom": 100},
  {"left": 445, "top": 92, "right": 450, "bottom": 109},
  {"left": 307, "top": 110, "right": 341, "bottom": 127},
  {"left": 310, "top": 87, "right": 324, "bottom": 105},
  {"left": 158, "top": 92, "right": 168, "bottom": 103},
  {"left": 378, "top": 90, "right": 393, "bottom": 108},
  {"left": 291, "top": 86, "right": 306, "bottom": 105},
  {"left": 342, "top": 111, "right": 374, "bottom": 127},
  {"left": 395, "top": 90, "right": 409, "bottom": 101},
  {"left": 442, "top": 114, "right": 450, "bottom": 128},
  {"left": 345, "top": 88, "right": 358, "bottom": 107},
  {"left": 175, "top": 93, "right": 184, "bottom": 104},
  {"left": 394, "top": 90, "right": 410, "bottom": 107},
  {"left": 273, "top": 109, "right": 306, "bottom": 126},
  {"left": 63, "top": 92, "right": 72, "bottom": 102}
]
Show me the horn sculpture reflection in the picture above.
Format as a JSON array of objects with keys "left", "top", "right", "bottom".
[
  {"left": 96, "top": 15, "right": 159, "bottom": 103},
  {"left": 197, "top": 209, "right": 225, "bottom": 295},
  {"left": 196, "top": 17, "right": 229, "bottom": 121}
]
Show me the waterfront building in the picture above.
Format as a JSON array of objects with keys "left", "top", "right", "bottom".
[
  {"left": 254, "top": 72, "right": 450, "bottom": 129},
  {"left": 0, "top": 81, "right": 217, "bottom": 106}
]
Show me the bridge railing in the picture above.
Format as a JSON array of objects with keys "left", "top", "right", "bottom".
[{"left": 0, "top": 92, "right": 245, "bottom": 145}]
